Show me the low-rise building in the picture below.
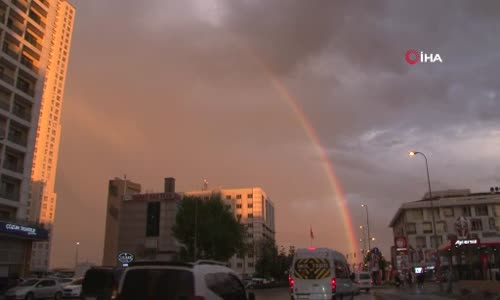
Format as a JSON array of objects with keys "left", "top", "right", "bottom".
[
  {"left": 389, "top": 188, "right": 500, "bottom": 280},
  {"left": 116, "top": 178, "right": 181, "bottom": 262}
]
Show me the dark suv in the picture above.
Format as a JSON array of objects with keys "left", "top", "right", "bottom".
[{"left": 80, "top": 267, "right": 124, "bottom": 300}]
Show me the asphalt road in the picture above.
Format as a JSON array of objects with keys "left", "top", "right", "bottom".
[{"left": 253, "top": 288, "right": 377, "bottom": 300}]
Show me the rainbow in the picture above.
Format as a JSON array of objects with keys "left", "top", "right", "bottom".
[{"left": 237, "top": 41, "right": 357, "bottom": 254}]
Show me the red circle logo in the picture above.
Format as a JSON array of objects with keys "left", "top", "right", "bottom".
[{"left": 405, "top": 49, "right": 419, "bottom": 65}]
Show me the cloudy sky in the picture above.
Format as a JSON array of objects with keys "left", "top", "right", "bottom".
[{"left": 52, "top": 0, "right": 500, "bottom": 267}]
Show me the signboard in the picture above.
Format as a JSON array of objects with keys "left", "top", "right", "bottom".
[
  {"left": 454, "top": 239, "right": 479, "bottom": 247},
  {"left": 293, "top": 258, "right": 331, "bottom": 279},
  {"left": 455, "top": 216, "right": 469, "bottom": 239},
  {"left": 395, "top": 237, "right": 408, "bottom": 252},
  {"left": 0, "top": 221, "right": 49, "bottom": 240},
  {"left": 118, "top": 253, "right": 135, "bottom": 265},
  {"left": 132, "top": 193, "right": 175, "bottom": 201},
  {"left": 396, "top": 255, "right": 409, "bottom": 271}
]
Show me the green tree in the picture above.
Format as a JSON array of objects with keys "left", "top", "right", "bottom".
[
  {"left": 255, "top": 239, "right": 278, "bottom": 278},
  {"left": 173, "top": 193, "right": 246, "bottom": 262},
  {"left": 255, "top": 241, "right": 292, "bottom": 280}
]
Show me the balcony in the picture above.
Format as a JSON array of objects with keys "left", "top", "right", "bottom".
[
  {"left": 25, "top": 32, "right": 42, "bottom": 51},
  {"left": 28, "top": 10, "right": 45, "bottom": 29},
  {"left": 20, "top": 56, "right": 38, "bottom": 73},
  {"left": 12, "top": 97, "right": 31, "bottom": 121},
  {"left": 16, "top": 78, "right": 35, "bottom": 97},
  {"left": 7, "top": 19, "right": 23, "bottom": 36},
  {"left": 7, "top": 122, "right": 28, "bottom": 147},
  {"left": 3, "top": 148, "right": 25, "bottom": 174},
  {"left": 0, "top": 94, "right": 10, "bottom": 112},
  {"left": 0, "top": 71, "right": 15, "bottom": 86},
  {"left": 12, "top": 0, "right": 28, "bottom": 13},
  {"left": 2, "top": 43, "right": 19, "bottom": 60}
]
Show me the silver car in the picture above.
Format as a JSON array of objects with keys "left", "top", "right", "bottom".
[{"left": 5, "top": 278, "right": 63, "bottom": 300}]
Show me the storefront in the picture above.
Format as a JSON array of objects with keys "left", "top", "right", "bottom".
[
  {"left": 0, "top": 220, "right": 49, "bottom": 291},
  {"left": 438, "top": 238, "right": 500, "bottom": 280}
]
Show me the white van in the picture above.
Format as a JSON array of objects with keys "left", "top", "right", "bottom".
[{"left": 289, "top": 248, "right": 355, "bottom": 300}]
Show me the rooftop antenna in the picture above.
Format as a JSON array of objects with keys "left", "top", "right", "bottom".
[{"left": 202, "top": 179, "right": 208, "bottom": 191}]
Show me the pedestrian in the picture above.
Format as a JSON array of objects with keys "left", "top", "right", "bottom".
[
  {"left": 407, "top": 272, "right": 413, "bottom": 288},
  {"left": 446, "top": 269, "right": 454, "bottom": 294}
]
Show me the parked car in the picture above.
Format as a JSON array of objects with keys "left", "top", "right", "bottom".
[
  {"left": 353, "top": 272, "right": 372, "bottom": 294},
  {"left": 62, "top": 278, "right": 83, "bottom": 298},
  {"left": 56, "top": 278, "right": 75, "bottom": 288},
  {"left": 4, "top": 278, "right": 63, "bottom": 300},
  {"left": 117, "top": 260, "right": 256, "bottom": 300}
]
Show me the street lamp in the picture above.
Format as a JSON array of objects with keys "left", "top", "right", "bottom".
[
  {"left": 359, "top": 226, "right": 367, "bottom": 255},
  {"left": 75, "top": 242, "right": 80, "bottom": 268},
  {"left": 409, "top": 151, "right": 441, "bottom": 283},
  {"left": 361, "top": 204, "right": 372, "bottom": 250}
]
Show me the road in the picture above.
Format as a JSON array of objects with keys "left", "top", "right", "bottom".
[
  {"left": 253, "top": 286, "right": 458, "bottom": 300},
  {"left": 253, "top": 288, "right": 377, "bottom": 300}
]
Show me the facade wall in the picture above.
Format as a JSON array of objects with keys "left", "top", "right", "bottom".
[
  {"left": 391, "top": 192, "right": 500, "bottom": 269},
  {"left": 102, "top": 178, "right": 141, "bottom": 266}
]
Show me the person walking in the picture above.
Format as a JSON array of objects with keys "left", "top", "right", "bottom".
[{"left": 407, "top": 271, "right": 413, "bottom": 288}]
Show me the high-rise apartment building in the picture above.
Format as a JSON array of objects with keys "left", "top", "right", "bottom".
[
  {"left": 29, "top": 0, "right": 75, "bottom": 272},
  {"left": 0, "top": 0, "right": 74, "bottom": 278},
  {"left": 185, "top": 187, "right": 276, "bottom": 276}
]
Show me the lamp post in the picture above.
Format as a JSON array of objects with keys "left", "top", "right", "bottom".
[
  {"left": 361, "top": 204, "right": 372, "bottom": 251},
  {"left": 360, "top": 226, "right": 367, "bottom": 255},
  {"left": 409, "top": 151, "right": 441, "bottom": 287},
  {"left": 75, "top": 242, "right": 80, "bottom": 268}
]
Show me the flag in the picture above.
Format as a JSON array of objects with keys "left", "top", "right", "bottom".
[{"left": 310, "top": 226, "right": 314, "bottom": 239}]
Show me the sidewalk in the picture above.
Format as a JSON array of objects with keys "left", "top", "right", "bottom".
[{"left": 374, "top": 283, "right": 459, "bottom": 300}]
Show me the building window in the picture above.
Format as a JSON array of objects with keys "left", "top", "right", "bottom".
[
  {"left": 442, "top": 207, "right": 454, "bottom": 217},
  {"left": 236, "top": 204, "right": 242, "bottom": 209},
  {"left": 489, "top": 218, "right": 498, "bottom": 231},
  {"left": 225, "top": 195, "right": 231, "bottom": 200},
  {"left": 248, "top": 204, "right": 253, "bottom": 208},
  {"left": 247, "top": 194, "right": 253, "bottom": 198},
  {"left": 237, "top": 263, "right": 242, "bottom": 268},
  {"left": 430, "top": 236, "right": 443, "bottom": 248},
  {"left": 247, "top": 233, "right": 252, "bottom": 238},
  {"left": 247, "top": 223, "right": 253, "bottom": 228},
  {"left": 437, "top": 221, "right": 447, "bottom": 234},
  {"left": 146, "top": 202, "right": 160, "bottom": 237},
  {"left": 236, "top": 214, "right": 241, "bottom": 220},
  {"left": 248, "top": 214, "right": 253, "bottom": 218},
  {"left": 416, "top": 236, "right": 427, "bottom": 248},
  {"left": 422, "top": 222, "right": 433, "bottom": 234},
  {"left": 475, "top": 205, "right": 488, "bottom": 217},
  {"left": 406, "top": 223, "right": 416, "bottom": 234},
  {"left": 470, "top": 219, "right": 483, "bottom": 231},
  {"left": 495, "top": 205, "right": 500, "bottom": 217},
  {"left": 248, "top": 262, "right": 254, "bottom": 268},
  {"left": 462, "top": 207, "right": 472, "bottom": 217},
  {"left": 410, "top": 209, "right": 424, "bottom": 221},
  {"left": 236, "top": 194, "right": 242, "bottom": 199}
]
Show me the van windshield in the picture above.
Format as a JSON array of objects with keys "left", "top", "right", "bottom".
[
  {"left": 359, "top": 274, "right": 371, "bottom": 280},
  {"left": 293, "top": 258, "right": 331, "bottom": 279},
  {"left": 120, "top": 269, "right": 194, "bottom": 300}
]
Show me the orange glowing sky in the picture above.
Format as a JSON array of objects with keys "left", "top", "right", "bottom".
[{"left": 52, "top": 0, "right": 500, "bottom": 267}]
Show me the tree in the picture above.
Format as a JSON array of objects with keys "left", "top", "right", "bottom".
[
  {"left": 255, "top": 241, "right": 292, "bottom": 280},
  {"left": 173, "top": 193, "right": 246, "bottom": 262},
  {"left": 255, "top": 239, "right": 278, "bottom": 278}
]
